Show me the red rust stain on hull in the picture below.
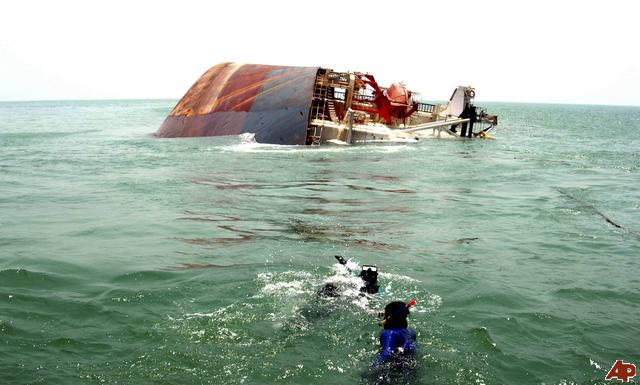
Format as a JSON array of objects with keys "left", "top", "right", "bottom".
[{"left": 156, "top": 63, "right": 318, "bottom": 145}]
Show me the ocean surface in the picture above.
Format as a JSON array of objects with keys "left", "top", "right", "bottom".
[{"left": 1, "top": 100, "right": 639, "bottom": 385}]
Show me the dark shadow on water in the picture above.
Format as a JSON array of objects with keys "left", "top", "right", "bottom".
[
  {"left": 285, "top": 219, "right": 406, "bottom": 250},
  {"left": 172, "top": 235, "right": 254, "bottom": 246},
  {"left": 369, "top": 175, "right": 403, "bottom": 182},
  {"left": 160, "top": 262, "right": 262, "bottom": 271},
  {"left": 555, "top": 187, "right": 640, "bottom": 239},
  {"left": 302, "top": 208, "right": 335, "bottom": 215},
  {"left": 347, "top": 184, "right": 416, "bottom": 194},
  {"left": 254, "top": 194, "right": 367, "bottom": 206},
  {"left": 217, "top": 224, "right": 256, "bottom": 235},
  {"left": 436, "top": 237, "right": 479, "bottom": 245},
  {"left": 190, "top": 177, "right": 335, "bottom": 191},
  {"left": 351, "top": 239, "right": 406, "bottom": 250},
  {"left": 286, "top": 218, "right": 369, "bottom": 239},
  {"left": 292, "top": 295, "right": 341, "bottom": 327}
]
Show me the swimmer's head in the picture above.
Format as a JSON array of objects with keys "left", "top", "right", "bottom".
[
  {"left": 360, "top": 265, "right": 378, "bottom": 286},
  {"left": 379, "top": 300, "right": 415, "bottom": 329}
]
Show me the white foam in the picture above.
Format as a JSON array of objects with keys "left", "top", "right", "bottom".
[
  {"left": 184, "top": 312, "right": 215, "bottom": 318},
  {"left": 257, "top": 271, "right": 312, "bottom": 281},
  {"left": 238, "top": 133, "right": 256, "bottom": 142},
  {"left": 260, "top": 280, "right": 307, "bottom": 295},
  {"left": 218, "top": 135, "right": 415, "bottom": 154},
  {"left": 183, "top": 303, "right": 236, "bottom": 320}
]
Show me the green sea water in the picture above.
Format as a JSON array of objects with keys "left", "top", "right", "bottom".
[{"left": 1, "top": 100, "right": 639, "bottom": 385}]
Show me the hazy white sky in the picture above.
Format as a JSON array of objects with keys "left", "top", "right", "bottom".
[{"left": 1, "top": 0, "right": 638, "bottom": 105}]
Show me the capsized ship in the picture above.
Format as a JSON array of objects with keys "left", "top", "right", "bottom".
[{"left": 156, "top": 63, "right": 498, "bottom": 145}]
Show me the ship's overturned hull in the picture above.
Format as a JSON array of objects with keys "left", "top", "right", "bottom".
[
  {"left": 156, "top": 63, "right": 318, "bottom": 145},
  {"left": 158, "top": 62, "right": 498, "bottom": 145}
]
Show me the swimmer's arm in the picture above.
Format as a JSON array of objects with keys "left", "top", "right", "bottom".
[
  {"left": 407, "top": 328, "right": 418, "bottom": 353},
  {"left": 373, "top": 331, "right": 395, "bottom": 367}
]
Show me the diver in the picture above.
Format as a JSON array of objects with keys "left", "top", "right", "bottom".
[
  {"left": 374, "top": 300, "right": 417, "bottom": 367},
  {"left": 318, "top": 255, "right": 379, "bottom": 297},
  {"left": 361, "top": 300, "right": 419, "bottom": 385},
  {"left": 304, "top": 256, "right": 380, "bottom": 322},
  {"left": 303, "top": 255, "right": 380, "bottom": 319},
  {"left": 359, "top": 264, "right": 379, "bottom": 295}
]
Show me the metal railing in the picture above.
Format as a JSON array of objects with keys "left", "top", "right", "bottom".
[
  {"left": 417, "top": 102, "right": 436, "bottom": 113},
  {"left": 354, "top": 94, "right": 375, "bottom": 101},
  {"left": 332, "top": 91, "right": 379, "bottom": 102}
]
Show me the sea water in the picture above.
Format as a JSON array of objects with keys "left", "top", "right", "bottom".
[{"left": 0, "top": 100, "right": 638, "bottom": 384}]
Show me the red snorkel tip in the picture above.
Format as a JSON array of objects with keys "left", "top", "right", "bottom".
[{"left": 407, "top": 299, "right": 416, "bottom": 308}]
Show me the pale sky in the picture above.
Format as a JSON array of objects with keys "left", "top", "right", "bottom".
[{"left": 1, "top": 0, "right": 638, "bottom": 105}]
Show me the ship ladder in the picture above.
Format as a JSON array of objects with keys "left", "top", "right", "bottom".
[
  {"left": 327, "top": 99, "right": 339, "bottom": 123},
  {"left": 309, "top": 81, "right": 330, "bottom": 145}
]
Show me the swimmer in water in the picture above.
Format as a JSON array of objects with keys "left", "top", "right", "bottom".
[
  {"left": 318, "top": 255, "right": 379, "bottom": 297},
  {"left": 374, "top": 300, "right": 417, "bottom": 367},
  {"left": 361, "top": 300, "right": 419, "bottom": 384},
  {"left": 359, "top": 264, "right": 379, "bottom": 295}
]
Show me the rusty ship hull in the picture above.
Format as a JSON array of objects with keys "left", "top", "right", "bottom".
[{"left": 157, "top": 63, "right": 498, "bottom": 145}]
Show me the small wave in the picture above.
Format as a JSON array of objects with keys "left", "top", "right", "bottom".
[
  {"left": 0, "top": 130, "right": 100, "bottom": 139},
  {"left": 47, "top": 337, "right": 112, "bottom": 351},
  {"left": 0, "top": 268, "right": 71, "bottom": 289},
  {"left": 111, "top": 270, "right": 176, "bottom": 284},
  {"left": 553, "top": 287, "right": 638, "bottom": 303},
  {"left": 471, "top": 326, "right": 500, "bottom": 351}
]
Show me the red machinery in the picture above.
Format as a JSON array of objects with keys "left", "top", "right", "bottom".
[{"left": 351, "top": 74, "right": 419, "bottom": 124}]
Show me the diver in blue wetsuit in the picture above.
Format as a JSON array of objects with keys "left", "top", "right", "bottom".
[
  {"left": 374, "top": 300, "right": 417, "bottom": 367},
  {"left": 361, "top": 300, "right": 419, "bottom": 385}
]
